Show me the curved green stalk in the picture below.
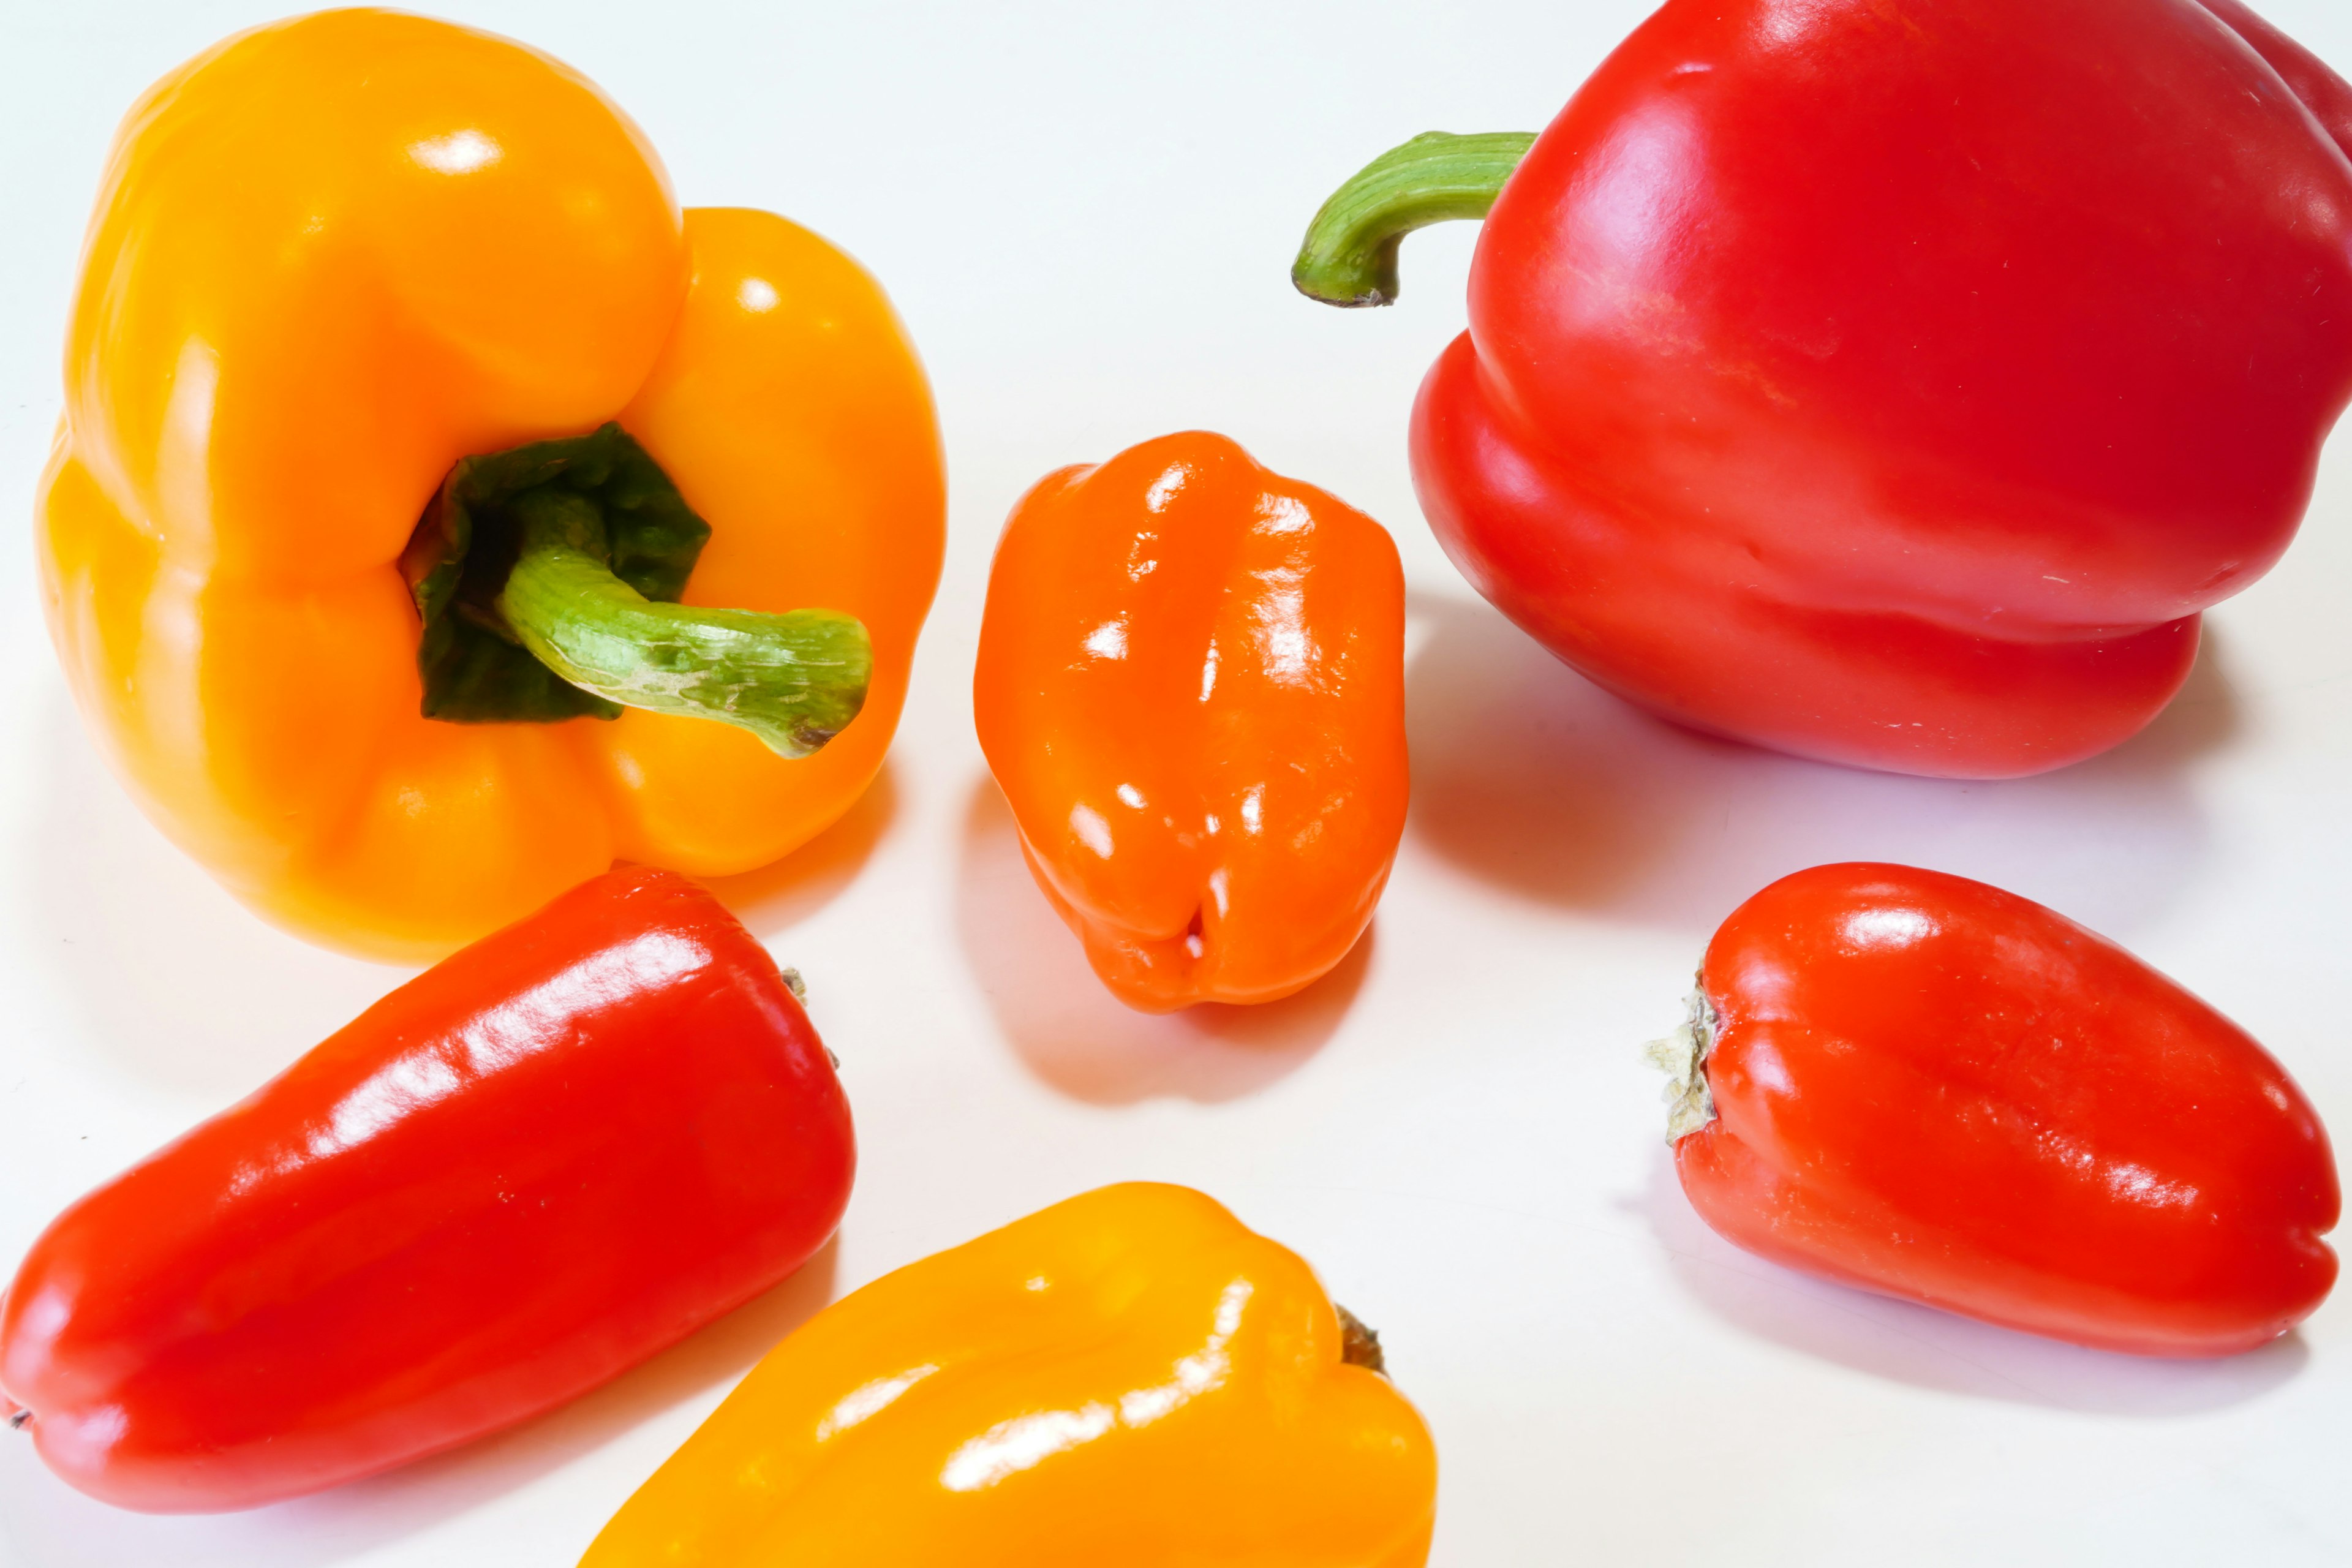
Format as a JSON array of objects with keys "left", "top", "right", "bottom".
[
  {"left": 405, "top": 422, "right": 869, "bottom": 758},
  {"left": 1291, "top": 131, "right": 1537, "bottom": 307},
  {"left": 496, "top": 488, "right": 869, "bottom": 760}
]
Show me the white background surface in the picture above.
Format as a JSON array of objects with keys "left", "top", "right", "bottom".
[{"left": 4, "top": 1, "right": 2352, "bottom": 1562}]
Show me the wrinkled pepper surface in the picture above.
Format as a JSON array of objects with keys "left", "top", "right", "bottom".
[
  {"left": 39, "top": 10, "right": 944, "bottom": 959},
  {"left": 974, "top": 433, "right": 1407, "bottom": 1010},
  {"left": 581, "top": 1182, "right": 1436, "bottom": 1566},
  {"left": 0, "top": 866, "right": 854, "bottom": 1511},
  {"left": 1650, "top": 863, "right": 2338, "bottom": 1355},
  {"left": 1294, "top": 0, "right": 2352, "bottom": 778}
]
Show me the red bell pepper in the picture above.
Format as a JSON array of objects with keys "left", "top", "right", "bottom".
[
  {"left": 0, "top": 867, "right": 853, "bottom": 1512},
  {"left": 1294, "top": 0, "right": 2352, "bottom": 778},
  {"left": 1648, "top": 863, "right": 2339, "bottom": 1356}
]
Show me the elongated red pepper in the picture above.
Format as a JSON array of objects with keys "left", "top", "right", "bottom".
[
  {"left": 0, "top": 867, "right": 853, "bottom": 1512},
  {"left": 1651, "top": 864, "right": 2339, "bottom": 1355}
]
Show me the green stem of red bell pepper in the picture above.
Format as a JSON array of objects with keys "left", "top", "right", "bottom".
[{"left": 1291, "top": 131, "right": 1537, "bottom": 307}]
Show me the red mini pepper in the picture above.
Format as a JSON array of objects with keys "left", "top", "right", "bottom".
[
  {"left": 0, "top": 867, "right": 853, "bottom": 1512},
  {"left": 1295, "top": 0, "right": 2352, "bottom": 778},
  {"left": 1649, "top": 863, "right": 2339, "bottom": 1356}
]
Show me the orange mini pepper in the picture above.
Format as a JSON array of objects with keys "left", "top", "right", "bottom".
[
  {"left": 578, "top": 1183, "right": 1438, "bottom": 1566},
  {"left": 37, "top": 10, "right": 943, "bottom": 960},
  {"left": 973, "top": 432, "right": 1407, "bottom": 1010}
]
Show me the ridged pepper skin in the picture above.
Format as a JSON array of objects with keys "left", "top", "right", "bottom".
[
  {"left": 0, "top": 867, "right": 854, "bottom": 1512},
  {"left": 974, "top": 433, "right": 1407, "bottom": 1011},
  {"left": 37, "top": 9, "right": 944, "bottom": 960},
  {"left": 579, "top": 1183, "right": 1437, "bottom": 1567},
  {"left": 1411, "top": 0, "right": 2352, "bottom": 778},
  {"left": 1666, "top": 864, "right": 2339, "bottom": 1356}
]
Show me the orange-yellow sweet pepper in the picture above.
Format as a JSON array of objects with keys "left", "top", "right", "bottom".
[
  {"left": 37, "top": 9, "right": 944, "bottom": 960},
  {"left": 579, "top": 1183, "right": 1438, "bottom": 1566},
  {"left": 974, "top": 432, "right": 1408, "bottom": 1010}
]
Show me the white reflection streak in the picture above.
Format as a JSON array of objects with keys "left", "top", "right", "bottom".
[
  {"left": 1120, "top": 1278, "right": 1251, "bottom": 1427},
  {"left": 299, "top": 930, "right": 709, "bottom": 1164},
  {"left": 1253, "top": 579, "right": 1313, "bottom": 683},
  {"left": 145, "top": 339, "right": 221, "bottom": 777},
  {"left": 1256, "top": 495, "right": 1312, "bottom": 535},
  {"left": 818, "top": 1365, "right": 940, "bottom": 1442},
  {"left": 157, "top": 338, "right": 219, "bottom": 549},
  {"left": 1838, "top": 907, "right": 1934, "bottom": 951},
  {"left": 1070, "top": 804, "right": 1114, "bottom": 859},
  {"left": 939, "top": 1280, "right": 1254, "bottom": 1493},
  {"left": 2106, "top": 1162, "right": 2199, "bottom": 1212},
  {"left": 311, "top": 1052, "right": 462, "bottom": 1160},
  {"left": 1570, "top": 103, "right": 1704, "bottom": 292},
  {"left": 1144, "top": 464, "right": 1188, "bottom": 513},
  {"left": 2035, "top": 1126, "right": 2198, "bottom": 1213},
  {"left": 940, "top": 1404, "right": 1116, "bottom": 1493},
  {"left": 1084, "top": 619, "right": 1128, "bottom": 660},
  {"left": 409, "top": 128, "right": 502, "bottom": 175},
  {"left": 1753, "top": 0, "right": 1841, "bottom": 51}
]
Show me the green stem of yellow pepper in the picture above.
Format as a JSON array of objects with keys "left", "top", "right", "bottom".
[
  {"left": 497, "top": 489, "right": 870, "bottom": 760},
  {"left": 404, "top": 422, "right": 869, "bottom": 758}
]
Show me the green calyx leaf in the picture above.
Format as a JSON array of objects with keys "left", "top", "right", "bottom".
[
  {"left": 401, "top": 422, "right": 873, "bottom": 759},
  {"left": 405, "top": 423, "right": 710, "bottom": 725}
]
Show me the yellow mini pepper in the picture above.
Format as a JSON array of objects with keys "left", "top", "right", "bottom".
[
  {"left": 38, "top": 9, "right": 944, "bottom": 959},
  {"left": 581, "top": 1183, "right": 1439, "bottom": 1566}
]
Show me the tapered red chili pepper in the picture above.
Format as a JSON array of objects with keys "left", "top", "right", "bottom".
[
  {"left": 0, "top": 866, "right": 853, "bottom": 1512},
  {"left": 1649, "top": 864, "right": 2339, "bottom": 1356},
  {"left": 1295, "top": 0, "right": 2352, "bottom": 778}
]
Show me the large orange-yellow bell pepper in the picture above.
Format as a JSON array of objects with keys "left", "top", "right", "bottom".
[
  {"left": 974, "top": 432, "right": 1408, "bottom": 1010},
  {"left": 37, "top": 9, "right": 944, "bottom": 960},
  {"left": 579, "top": 1183, "right": 1438, "bottom": 1566}
]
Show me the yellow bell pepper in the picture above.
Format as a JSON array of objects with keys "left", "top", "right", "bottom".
[
  {"left": 581, "top": 1183, "right": 1439, "bottom": 1566},
  {"left": 37, "top": 9, "right": 944, "bottom": 960}
]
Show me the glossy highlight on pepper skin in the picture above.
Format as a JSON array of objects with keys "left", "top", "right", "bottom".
[
  {"left": 37, "top": 10, "right": 944, "bottom": 960},
  {"left": 974, "top": 432, "right": 1408, "bottom": 1011},
  {"left": 579, "top": 1183, "right": 1436, "bottom": 1567},
  {"left": 0, "top": 867, "right": 854, "bottom": 1512},
  {"left": 1407, "top": 0, "right": 2352, "bottom": 777},
  {"left": 1673, "top": 864, "right": 2339, "bottom": 1357}
]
